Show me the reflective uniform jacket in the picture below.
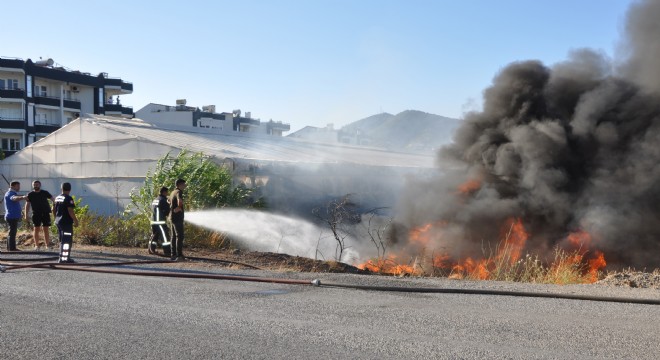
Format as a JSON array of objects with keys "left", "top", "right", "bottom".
[{"left": 151, "top": 195, "right": 170, "bottom": 225}]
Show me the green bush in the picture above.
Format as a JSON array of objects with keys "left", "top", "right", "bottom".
[{"left": 129, "top": 150, "right": 258, "bottom": 221}]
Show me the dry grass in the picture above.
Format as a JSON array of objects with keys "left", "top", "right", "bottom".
[{"left": 363, "top": 245, "right": 601, "bottom": 284}]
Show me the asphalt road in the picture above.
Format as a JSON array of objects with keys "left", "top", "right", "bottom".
[{"left": 1, "top": 260, "right": 659, "bottom": 360}]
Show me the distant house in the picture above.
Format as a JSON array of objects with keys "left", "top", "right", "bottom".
[
  {"left": 135, "top": 101, "right": 290, "bottom": 136},
  {"left": 0, "top": 57, "right": 133, "bottom": 157}
]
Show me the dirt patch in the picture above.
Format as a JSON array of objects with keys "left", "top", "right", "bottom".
[
  {"left": 597, "top": 270, "right": 660, "bottom": 289},
  {"left": 183, "top": 247, "right": 370, "bottom": 274},
  {"left": 1, "top": 230, "right": 368, "bottom": 274}
]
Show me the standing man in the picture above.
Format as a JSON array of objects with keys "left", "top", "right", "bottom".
[
  {"left": 168, "top": 179, "right": 186, "bottom": 261},
  {"left": 25, "top": 180, "right": 54, "bottom": 249},
  {"left": 149, "top": 186, "right": 171, "bottom": 257},
  {"left": 4, "top": 181, "right": 26, "bottom": 251},
  {"left": 52, "top": 182, "right": 79, "bottom": 263}
]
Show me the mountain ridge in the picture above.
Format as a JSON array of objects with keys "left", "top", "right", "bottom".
[{"left": 340, "top": 110, "right": 461, "bottom": 153}]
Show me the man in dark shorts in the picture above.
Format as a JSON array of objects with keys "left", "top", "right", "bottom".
[{"left": 25, "top": 180, "right": 54, "bottom": 249}]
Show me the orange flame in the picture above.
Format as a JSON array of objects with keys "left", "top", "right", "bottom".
[
  {"left": 409, "top": 223, "right": 433, "bottom": 245},
  {"left": 566, "top": 229, "right": 592, "bottom": 249},
  {"left": 357, "top": 220, "right": 607, "bottom": 283},
  {"left": 564, "top": 230, "right": 607, "bottom": 281},
  {"left": 357, "top": 255, "right": 423, "bottom": 276},
  {"left": 451, "top": 257, "right": 490, "bottom": 280},
  {"left": 587, "top": 251, "right": 607, "bottom": 282},
  {"left": 499, "top": 217, "right": 528, "bottom": 264},
  {"left": 457, "top": 179, "right": 481, "bottom": 194}
]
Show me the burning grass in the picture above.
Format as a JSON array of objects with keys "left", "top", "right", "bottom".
[
  {"left": 358, "top": 218, "right": 607, "bottom": 284},
  {"left": 358, "top": 246, "right": 604, "bottom": 284}
]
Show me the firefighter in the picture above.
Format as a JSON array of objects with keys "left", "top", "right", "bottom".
[
  {"left": 168, "top": 179, "right": 187, "bottom": 261},
  {"left": 149, "top": 186, "right": 171, "bottom": 256},
  {"left": 53, "top": 182, "right": 79, "bottom": 263}
]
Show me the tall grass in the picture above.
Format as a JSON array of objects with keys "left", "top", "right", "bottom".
[
  {"left": 360, "top": 245, "right": 601, "bottom": 284},
  {"left": 455, "top": 247, "right": 596, "bottom": 284},
  {"left": 65, "top": 211, "right": 230, "bottom": 250}
]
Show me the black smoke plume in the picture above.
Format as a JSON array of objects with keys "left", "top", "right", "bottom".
[{"left": 396, "top": 0, "right": 660, "bottom": 268}]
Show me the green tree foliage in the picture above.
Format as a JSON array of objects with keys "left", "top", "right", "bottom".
[{"left": 129, "top": 150, "right": 257, "bottom": 220}]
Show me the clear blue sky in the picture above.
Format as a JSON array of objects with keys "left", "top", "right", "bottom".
[{"left": 3, "top": 0, "right": 633, "bottom": 132}]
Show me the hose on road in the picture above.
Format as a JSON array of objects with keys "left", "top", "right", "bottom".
[
  {"left": 2, "top": 253, "right": 659, "bottom": 305},
  {"left": 317, "top": 280, "right": 660, "bottom": 305}
]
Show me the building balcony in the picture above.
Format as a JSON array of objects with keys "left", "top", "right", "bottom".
[
  {"left": 0, "top": 58, "right": 24, "bottom": 69},
  {"left": 35, "top": 123, "right": 61, "bottom": 133},
  {"left": 104, "top": 104, "right": 133, "bottom": 115},
  {"left": 235, "top": 117, "right": 261, "bottom": 127},
  {"left": 267, "top": 120, "right": 291, "bottom": 131},
  {"left": 104, "top": 78, "right": 133, "bottom": 93},
  {"left": 33, "top": 95, "right": 81, "bottom": 109},
  {"left": 0, "top": 88, "right": 25, "bottom": 99},
  {"left": 0, "top": 119, "right": 25, "bottom": 129}
]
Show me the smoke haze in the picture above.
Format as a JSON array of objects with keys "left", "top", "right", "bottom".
[
  {"left": 396, "top": 0, "right": 660, "bottom": 268},
  {"left": 186, "top": 209, "right": 361, "bottom": 262}
]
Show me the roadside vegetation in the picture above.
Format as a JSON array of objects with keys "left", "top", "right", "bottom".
[
  {"left": 32, "top": 150, "right": 260, "bottom": 250},
  {"left": 6, "top": 150, "right": 622, "bottom": 284}
]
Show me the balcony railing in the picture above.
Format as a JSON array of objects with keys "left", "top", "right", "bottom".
[
  {"left": 35, "top": 120, "right": 62, "bottom": 126},
  {"left": 104, "top": 78, "right": 133, "bottom": 92},
  {"left": 32, "top": 95, "right": 81, "bottom": 109},
  {"left": 105, "top": 104, "right": 133, "bottom": 115},
  {"left": 237, "top": 118, "right": 261, "bottom": 126},
  {"left": 0, "top": 57, "right": 24, "bottom": 69},
  {"left": 35, "top": 123, "right": 61, "bottom": 133},
  {"left": 267, "top": 121, "right": 291, "bottom": 131},
  {"left": 0, "top": 119, "right": 26, "bottom": 129},
  {"left": 0, "top": 88, "right": 25, "bottom": 98},
  {"left": 0, "top": 116, "right": 24, "bottom": 121}
]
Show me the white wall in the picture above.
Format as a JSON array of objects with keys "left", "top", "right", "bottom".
[
  {"left": 77, "top": 86, "right": 95, "bottom": 115},
  {"left": 136, "top": 103, "right": 193, "bottom": 127},
  {"left": 0, "top": 118, "right": 178, "bottom": 215}
]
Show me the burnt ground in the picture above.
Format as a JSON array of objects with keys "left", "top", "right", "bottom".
[{"left": 2, "top": 231, "right": 659, "bottom": 289}]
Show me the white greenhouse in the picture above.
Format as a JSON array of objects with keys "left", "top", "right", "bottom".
[{"left": 0, "top": 115, "right": 436, "bottom": 217}]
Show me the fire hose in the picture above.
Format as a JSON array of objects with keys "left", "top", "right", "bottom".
[{"left": 1, "top": 253, "right": 659, "bottom": 306}]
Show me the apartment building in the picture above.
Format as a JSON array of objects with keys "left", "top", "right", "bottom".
[
  {"left": 136, "top": 100, "right": 290, "bottom": 136},
  {"left": 0, "top": 57, "right": 132, "bottom": 156}
]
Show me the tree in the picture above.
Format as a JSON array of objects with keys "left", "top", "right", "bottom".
[
  {"left": 312, "top": 194, "right": 361, "bottom": 261},
  {"left": 362, "top": 209, "right": 392, "bottom": 260},
  {"left": 129, "top": 150, "right": 257, "bottom": 219}
]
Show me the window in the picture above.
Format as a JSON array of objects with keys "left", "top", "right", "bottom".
[
  {"left": 0, "top": 79, "right": 16, "bottom": 89},
  {"left": 0, "top": 107, "right": 22, "bottom": 120},
  {"left": 1, "top": 138, "right": 21, "bottom": 151},
  {"left": 35, "top": 113, "right": 48, "bottom": 124},
  {"left": 27, "top": 76, "right": 32, "bottom": 97},
  {"left": 35, "top": 85, "right": 47, "bottom": 97}
]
